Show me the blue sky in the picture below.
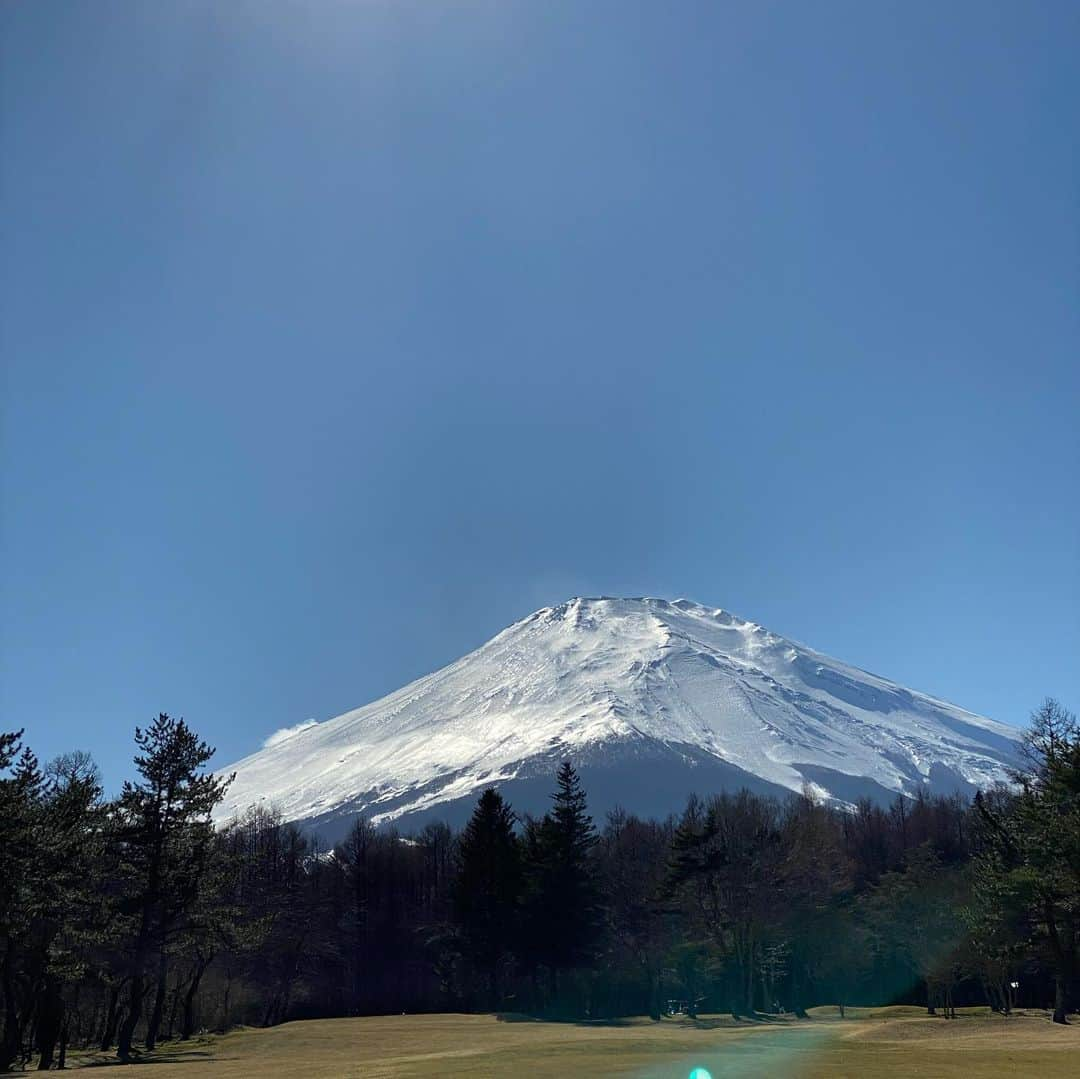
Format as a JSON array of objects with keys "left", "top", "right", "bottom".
[{"left": 3, "top": 1, "right": 1078, "bottom": 792}]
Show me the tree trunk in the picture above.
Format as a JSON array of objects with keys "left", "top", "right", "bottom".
[
  {"left": 35, "top": 975, "right": 63, "bottom": 1071},
  {"left": 790, "top": 957, "right": 809, "bottom": 1018},
  {"left": 180, "top": 983, "right": 197, "bottom": 1040},
  {"left": 1053, "top": 973, "right": 1067, "bottom": 1025},
  {"left": 116, "top": 971, "right": 145, "bottom": 1060},
  {"left": 99, "top": 986, "right": 121, "bottom": 1052},
  {"left": 648, "top": 969, "right": 661, "bottom": 1022},
  {"left": 217, "top": 970, "right": 232, "bottom": 1033},
  {"left": 0, "top": 937, "right": 20, "bottom": 1073},
  {"left": 1044, "top": 900, "right": 1070, "bottom": 1024},
  {"left": 180, "top": 958, "right": 211, "bottom": 1040},
  {"left": 145, "top": 950, "right": 169, "bottom": 1050},
  {"left": 25, "top": 1007, "right": 39, "bottom": 1072},
  {"left": 118, "top": 813, "right": 166, "bottom": 1062},
  {"left": 260, "top": 993, "right": 278, "bottom": 1029},
  {"left": 166, "top": 982, "right": 180, "bottom": 1041}
]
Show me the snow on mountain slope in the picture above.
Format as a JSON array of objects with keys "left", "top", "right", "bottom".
[{"left": 214, "top": 598, "right": 1021, "bottom": 837}]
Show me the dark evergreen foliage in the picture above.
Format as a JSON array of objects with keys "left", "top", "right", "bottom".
[
  {"left": 453, "top": 789, "right": 521, "bottom": 1008},
  {"left": 0, "top": 699, "right": 1077, "bottom": 1069},
  {"left": 112, "top": 715, "right": 233, "bottom": 1060},
  {"left": 522, "top": 762, "right": 602, "bottom": 996},
  {"left": 973, "top": 699, "right": 1079, "bottom": 1023}
]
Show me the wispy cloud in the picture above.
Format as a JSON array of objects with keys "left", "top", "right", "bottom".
[{"left": 262, "top": 718, "right": 318, "bottom": 749}]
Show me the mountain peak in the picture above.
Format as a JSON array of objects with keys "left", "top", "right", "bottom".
[{"left": 215, "top": 596, "right": 1020, "bottom": 841}]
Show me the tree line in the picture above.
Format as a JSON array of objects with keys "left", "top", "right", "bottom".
[{"left": 0, "top": 699, "right": 1076, "bottom": 1069}]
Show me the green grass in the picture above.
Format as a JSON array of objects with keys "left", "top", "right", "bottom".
[{"left": 54, "top": 1007, "right": 1080, "bottom": 1078}]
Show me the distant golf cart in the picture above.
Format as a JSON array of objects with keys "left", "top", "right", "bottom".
[{"left": 666, "top": 997, "right": 706, "bottom": 1017}]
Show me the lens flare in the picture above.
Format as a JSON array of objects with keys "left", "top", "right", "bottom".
[{"left": 688, "top": 1069, "right": 713, "bottom": 1079}]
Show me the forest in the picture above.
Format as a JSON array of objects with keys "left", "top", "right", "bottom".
[{"left": 0, "top": 699, "right": 1077, "bottom": 1071}]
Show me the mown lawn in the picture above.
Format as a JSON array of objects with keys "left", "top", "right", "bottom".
[{"left": 56, "top": 1007, "right": 1080, "bottom": 1078}]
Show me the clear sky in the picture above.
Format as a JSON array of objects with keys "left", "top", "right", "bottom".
[{"left": 2, "top": 1, "right": 1078, "bottom": 793}]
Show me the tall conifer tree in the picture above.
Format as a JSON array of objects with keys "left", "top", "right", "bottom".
[
  {"left": 453, "top": 788, "right": 522, "bottom": 1007},
  {"left": 523, "top": 762, "right": 601, "bottom": 1008},
  {"left": 114, "top": 715, "right": 232, "bottom": 1059}
]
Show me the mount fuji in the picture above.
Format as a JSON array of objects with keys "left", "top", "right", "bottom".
[{"left": 215, "top": 597, "right": 1021, "bottom": 842}]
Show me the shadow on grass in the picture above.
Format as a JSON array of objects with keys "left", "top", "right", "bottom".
[
  {"left": 679, "top": 1013, "right": 808, "bottom": 1030},
  {"left": 496, "top": 1011, "right": 817, "bottom": 1030},
  {"left": 76, "top": 1046, "right": 217, "bottom": 1069},
  {"left": 495, "top": 1011, "right": 638, "bottom": 1028}
]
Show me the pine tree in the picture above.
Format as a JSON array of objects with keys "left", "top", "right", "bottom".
[
  {"left": 523, "top": 763, "right": 601, "bottom": 1011},
  {"left": 114, "top": 715, "right": 232, "bottom": 1059},
  {"left": 453, "top": 788, "right": 522, "bottom": 1008},
  {"left": 33, "top": 753, "right": 107, "bottom": 1069},
  {"left": 962, "top": 799, "right": 1031, "bottom": 1016},
  {"left": 975, "top": 699, "right": 1080, "bottom": 1023},
  {"left": 0, "top": 733, "right": 40, "bottom": 1071}
]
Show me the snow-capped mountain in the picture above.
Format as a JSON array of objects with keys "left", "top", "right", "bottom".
[{"left": 215, "top": 598, "right": 1020, "bottom": 841}]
